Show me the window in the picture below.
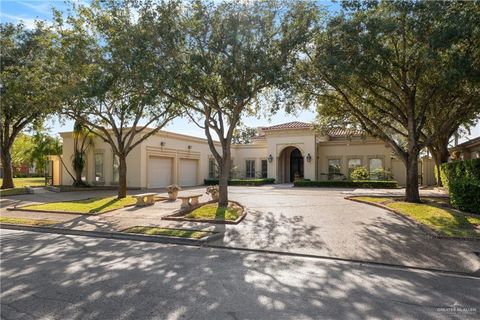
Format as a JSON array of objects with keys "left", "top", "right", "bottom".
[
  {"left": 246, "top": 160, "right": 255, "bottom": 178},
  {"left": 94, "top": 152, "right": 104, "bottom": 182},
  {"left": 328, "top": 159, "right": 341, "bottom": 174},
  {"left": 112, "top": 155, "right": 119, "bottom": 183},
  {"left": 261, "top": 160, "right": 268, "bottom": 178},
  {"left": 369, "top": 158, "right": 384, "bottom": 180},
  {"left": 348, "top": 158, "right": 361, "bottom": 177},
  {"left": 208, "top": 158, "right": 218, "bottom": 178}
]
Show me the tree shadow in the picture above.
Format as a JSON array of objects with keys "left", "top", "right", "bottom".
[
  {"left": 1, "top": 231, "right": 479, "bottom": 319},
  {"left": 212, "top": 209, "right": 326, "bottom": 253},
  {"left": 354, "top": 212, "right": 480, "bottom": 274}
]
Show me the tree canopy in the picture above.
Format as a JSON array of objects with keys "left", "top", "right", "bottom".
[
  {"left": 57, "top": 0, "right": 182, "bottom": 197},
  {"left": 166, "top": 0, "right": 317, "bottom": 206},
  {"left": 297, "top": 0, "right": 480, "bottom": 202},
  {"left": 0, "top": 22, "right": 63, "bottom": 188}
]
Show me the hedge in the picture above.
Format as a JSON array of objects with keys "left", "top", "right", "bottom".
[
  {"left": 440, "top": 158, "right": 480, "bottom": 213},
  {"left": 448, "top": 179, "right": 480, "bottom": 214},
  {"left": 293, "top": 180, "right": 399, "bottom": 188},
  {"left": 204, "top": 178, "right": 275, "bottom": 186}
]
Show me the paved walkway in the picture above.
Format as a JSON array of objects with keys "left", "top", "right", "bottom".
[{"left": 1, "top": 186, "right": 479, "bottom": 274}]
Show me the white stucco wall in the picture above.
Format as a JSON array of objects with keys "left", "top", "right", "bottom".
[
  {"left": 264, "top": 129, "right": 317, "bottom": 182},
  {"left": 58, "top": 125, "right": 432, "bottom": 188},
  {"left": 316, "top": 139, "right": 393, "bottom": 179}
]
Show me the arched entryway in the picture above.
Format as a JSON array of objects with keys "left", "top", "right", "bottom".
[{"left": 278, "top": 146, "right": 304, "bottom": 183}]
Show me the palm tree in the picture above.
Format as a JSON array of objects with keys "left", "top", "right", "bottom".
[{"left": 71, "top": 119, "right": 94, "bottom": 187}]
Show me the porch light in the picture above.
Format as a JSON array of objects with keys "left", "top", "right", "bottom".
[
  {"left": 187, "top": 145, "right": 192, "bottom": 150},
  {"left": 160, "top": 141, "right": 166, "bottom": 147},
  {"left": 268, "top": 154, "right": 273, "bottom": 163},
  {"left": 306, "top": 153, "right": 312, "bottom": 163}
]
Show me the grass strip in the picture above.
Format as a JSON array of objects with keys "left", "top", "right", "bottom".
[{"left": 124, "top": 226, "right": 212, "bottom": 239}]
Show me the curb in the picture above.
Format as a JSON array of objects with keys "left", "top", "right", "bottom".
[
  {"left": 1, "top": 223, "right": 478, "bottom": 279},
  {"left": 345, "top": 196, "right": 480, "bottom": 241},
  {"left": 0, "top": 223, "right": 222, "bottom": 246}
]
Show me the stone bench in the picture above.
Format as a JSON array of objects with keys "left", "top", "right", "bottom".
[
  {"left": 177, "top": 194, "right": 203, "bottom": 209},
  {"left": 132, "top": 193, "right": 158, "bottom": 207}
]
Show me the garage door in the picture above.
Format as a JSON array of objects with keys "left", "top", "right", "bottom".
[
  {"left": 148, "top": 157, "right": 173, "bottom": 188},
  {"left": 179, "top": 159, "right": 198, "bottom": 186}
]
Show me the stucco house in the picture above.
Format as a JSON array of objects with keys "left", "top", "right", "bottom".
[
  {"left": 49, "top": 121, "right": 435, "bottom": 188},
  {"left": 449, "top": 136, "right": 480, "bottom": 160}
]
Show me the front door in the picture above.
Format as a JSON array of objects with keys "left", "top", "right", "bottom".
[{"left": 290, "top": 148, "right": 304, "bottom": 182}]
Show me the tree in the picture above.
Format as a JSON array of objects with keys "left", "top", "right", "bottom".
[
  {"left": 11, "top": 133, "right": 35, "bottom": 170},
  {"left": 167, "top": 0, "right": 316, "bottom": 207},
  {"left": 232, "top": 126, "right": 257, "bottom": 145},
  {"left": 298, "top": 1, "right": 480, "bottom": 202},
  {"left": 0, "top": 22, "right": 62, "bottom": 188},
  {"left": 58, "top": 0, "right": 181, "bottom": 198},
  {"left": 30, "top": 131, "right": 63, "bottom": 174},
  {"left": 71, "top": 119, "right": 94, "bottom": 187}
]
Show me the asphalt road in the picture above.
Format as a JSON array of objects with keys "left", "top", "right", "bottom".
[{"left": 1, "top": 229, "right": 479, "bottom": 320}]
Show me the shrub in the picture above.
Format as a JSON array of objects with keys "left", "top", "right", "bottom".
[
  {"left": 350, "top": 166, "right": 369, "bottom": 180},
  {"left": 441, "top": 159, "right": 480, "bottom": 213},
  {"left": 204, "top": 178, "right": 275, "bottom": 186},
  {"left": 448, "top": 179, "right": 480, "bottom": 214},
  {"left": 294, "top": 180, "right": 398, "bottom": 188}
]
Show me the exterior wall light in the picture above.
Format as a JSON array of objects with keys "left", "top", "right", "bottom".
[
  {"left": 160, "top": 141, "right": 165, "bottom": 147},
  {"left": 187, "top": 145, "right": 192, "bottom": 150},
  {"left": 306, "top": 153, "right": 312, "bottom": 163},
  {"left": 268, "top": 154, "right": 273, "bottom": 163}
]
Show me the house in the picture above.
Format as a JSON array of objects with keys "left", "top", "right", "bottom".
[
  {"left": 449, "top": 136, "right": 480, "bottom": 160},
  {"left": 50, "top": 121, "right": 435, "bottom": 187}
]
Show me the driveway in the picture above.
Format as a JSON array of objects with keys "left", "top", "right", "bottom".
[{"left": 1, "top": 185, "right": 479, "bottom": 273}]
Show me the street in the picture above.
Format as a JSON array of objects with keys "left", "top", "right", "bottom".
[{"left": 1, "top": 229, "right": 479, "bottom": 320}]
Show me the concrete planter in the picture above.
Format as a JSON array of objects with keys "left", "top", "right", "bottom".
[{"left": 168, "top": 191, "right": 179, "bottom": 200}]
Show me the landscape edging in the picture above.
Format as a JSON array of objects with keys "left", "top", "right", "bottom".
[{"left": 0, "top": 223, "right": 222, "bottom": 245}]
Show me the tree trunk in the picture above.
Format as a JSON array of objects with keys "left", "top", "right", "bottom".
[
  {"left": 430, "top": 142, "right": 450, "bottom": 187},
  {"left": 74, "top": 166, "right": 83, "bottom": 187},
  {"left": 1, "top": 149, "right": 14, "bottom": 189},
  {"left": 118, "top": 155, "right": 127, "bottom": 199},
  {"left": 218, "top": 152, "right": 231, "bottom": 208},
  {"left": 405, "top": 152, "right": 421, "bottom": 203}
]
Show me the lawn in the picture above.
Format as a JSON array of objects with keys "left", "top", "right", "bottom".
[
  {"left": 0, "top": 177, "right": 45, "bottom": 188},
  {"left": 0, "top": 216, "right": 59, "bottom": 226},
  {"left": 351, "top": 196, "right": 480, "bottom": 238},
  {"left": 20, "top": 196, "right": 137, "bottom": 214},
  {"left": 124, "top": 226, "right": 213, "bottom": 239},
  {"left": 185, "top": 202, "right": 242, "bottom": 221}
]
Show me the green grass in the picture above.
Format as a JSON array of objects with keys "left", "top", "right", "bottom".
[
  {"left": 351, "top": 196, "right": 480, "bottom": 238},
  {"left": 124, "top": 226, "right": 213, "bottom": 239},
  {"left": 352, "top": 196, "right": 389, "bottom": 204},
  {"left": 21, "top": 196, "right": 137, "bottom": 214},
  {"left": 185, "top": 202, "right": 242, "bottom": 221},
  {"left": 0, "top": 216, "right": 58, "bottom": 226},
  {"left": 0, "top": 177, "right": 45, "bottom": 188},
  {"left": 0, "top": 188, "right": 28, "bottom": 196}
]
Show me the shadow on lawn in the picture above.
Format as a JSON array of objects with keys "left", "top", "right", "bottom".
[{"left": 2, "top": 231, "right": 479, "bottom": 319}]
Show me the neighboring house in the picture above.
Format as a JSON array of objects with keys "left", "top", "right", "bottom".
[
  {"left": 449, "top": 136, "right": 480, "bottom": 160},
  {"left": 52, "top": 121, "right": 435, "bottom": 188}
]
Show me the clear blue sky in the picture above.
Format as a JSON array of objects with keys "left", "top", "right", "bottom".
[{"left": 1, "top": 0, "right": 478, "bottom": 142}]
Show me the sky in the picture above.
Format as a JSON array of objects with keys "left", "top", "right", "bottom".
[{"left": 1, "top": 0, "right": 479, "bottom": 143}]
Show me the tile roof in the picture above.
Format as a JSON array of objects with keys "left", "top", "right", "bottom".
[
  {"left": 328, "top": 128, "right": 364, "bottom": 137},
  {"left": 261, "top": 121, "right": 313, "bottom": 131},
  {"left": 450, "top": 136, "right": 480, "bottom": 150}
]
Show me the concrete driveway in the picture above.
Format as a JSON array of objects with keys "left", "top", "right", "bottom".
[{"left": 1, "top": 185, "right": 479, "bottom": 273}]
